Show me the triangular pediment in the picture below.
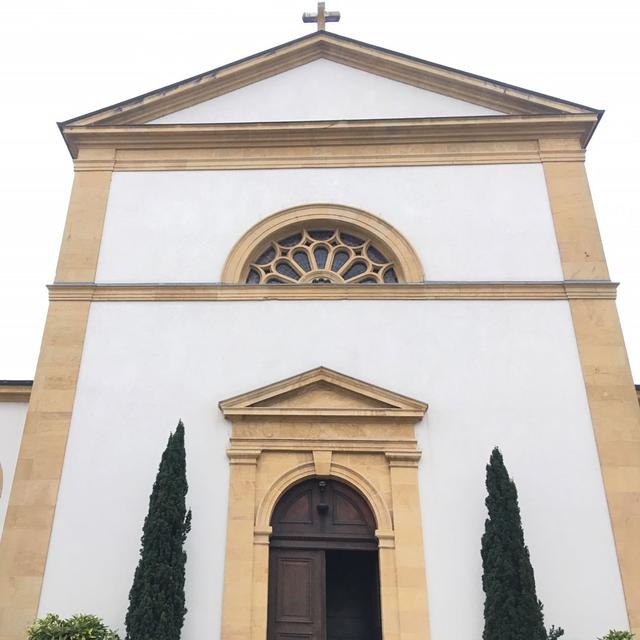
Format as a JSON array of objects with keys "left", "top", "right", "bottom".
[
  {"left": 61, "top": 31, "right": 599, "bottom": 129},
  {"left": 148, "top": 59, "right": 502, "bottom": 124},
  {"left": 219, "top": 367, "right": 427, "bottom": 418}
]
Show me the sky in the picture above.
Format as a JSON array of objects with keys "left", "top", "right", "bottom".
[{"left": 0, "top": 0, "right": 638, "bottom": 380}]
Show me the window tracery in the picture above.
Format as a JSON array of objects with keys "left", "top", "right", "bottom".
[{"left": 245, "top": 228, "right": 398, "bottom": 284}]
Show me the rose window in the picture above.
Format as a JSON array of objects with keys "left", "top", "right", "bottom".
[{"left": 245, "top": 228, "right": 399, "bottom": 284}]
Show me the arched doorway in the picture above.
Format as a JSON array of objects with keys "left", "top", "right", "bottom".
[{"left": 267, "top": 478, "right": 382, "bottom": 640}]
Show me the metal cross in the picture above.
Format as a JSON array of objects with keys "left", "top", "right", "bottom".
[{"left": 302, "top": 2, "right": 340, "bottom": 31}]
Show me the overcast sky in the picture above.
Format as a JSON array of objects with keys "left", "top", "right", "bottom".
[{"left": 0, "top": 0, "right": 638, "bottom": 380}]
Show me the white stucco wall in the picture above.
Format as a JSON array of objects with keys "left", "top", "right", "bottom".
[
  {"left": 150, "top": 59, "right": 501, "bottom": 124},
  {"left": 0, "top": 402, "right": 28, "bottom": 535},
  {"left": 39, "top": 300, "right": 627, "bottom": 639},
  {"left": 95, "top": 164, "right": 564, "bottom": 283}
]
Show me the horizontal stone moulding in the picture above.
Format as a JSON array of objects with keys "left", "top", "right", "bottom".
[
  {"left": 72, "top": 138, "right": 587, "bottom": 171},
  {"left": 47, "top": 280, "right": 618, "bottom": 301},
  {"left": 63, "top": 114, "right": 597, "bottom": 160}
]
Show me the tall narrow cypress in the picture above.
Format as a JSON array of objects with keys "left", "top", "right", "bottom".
[
  {"left": 481, "top": 447, "right": 546, "bottom": 640},
  {"left": 125, "top": 421, "right": 192, "bottom": 640}
]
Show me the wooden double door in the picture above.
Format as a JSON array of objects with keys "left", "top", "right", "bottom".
[{"left": 267, "top": 479, "right": 382, "bottom": 640}]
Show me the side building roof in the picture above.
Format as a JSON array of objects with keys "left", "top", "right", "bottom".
[{"left": 0, "top": 380, "right": 32, "bottom": 403}]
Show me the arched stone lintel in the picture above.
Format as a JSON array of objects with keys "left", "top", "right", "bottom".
[
  {"left": 254, "top": 460, "right": 393, "bottom": 533},
  {"left": 221, "top": 203, "right": 425, "bottom": 283}
]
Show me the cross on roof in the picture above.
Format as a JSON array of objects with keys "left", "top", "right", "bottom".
[{"left": 302, "top": 2, "right": 341, "bottom": 31}]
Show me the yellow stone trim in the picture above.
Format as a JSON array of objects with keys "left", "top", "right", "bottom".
[
  {"left": 72, "top": 137, "right": 587, "bottom": 172},
  {"left": 232, "top": 438, "right": 419, "bottom": 453},
  {"left": 63, "top": 32, "right": 594, "bottom": 128},
  {"left": 543, "top": 161, "right": 609, "bottom": 280},
  {"left": 47, "top": 280, "right": 618, "bottom": 301},
  {"left": 386, "top": 452, "right": 422, "bottom": 468},
  {"left": 226, "top": 449, "right": 261, "bottom": 465},
  {"left": 318, "top": 36, "right": 590, "bottom": 116},
  {"left": 253, "top": 527, "right": 272, "bottom": 546},
  {"left": 0, "top": 302, "right": 91, "bottom": 639},
  {"left": 376, "top": 529, "right": 396, "bottom": 549},
  {"left": 220, "top": 370, "right": 430, "bottom": 639},
  {"left": 252, "top": 461, "right": 394, "bottom": 535},
  {"left": 388, "top": 462, "right": 430, "bottom": 640},
  {"left": 64, "top": 115, "right": 596, "bottom": 162},
  {"left": 71, "top": 147, "right": 116, "bottom": 172},
  {"left": 220, "top": 452, "right": 260, "bottom": 638},
  {"left": 312, "top": 450, "right": 332, "bottom": 476},
  {"left": 250, "top": 540, "right": 270, "bottom": 640},
  {"left": 0, "top": 166, "right": 111, "bottom": 640},
  {"left": 0, "top": 385, "right": 32, "bottom": 403},
  {"left": 225, "top": 408, "right": 424, "bottom": 418},
  {"left": 545, "top": 160, "right": 640, "bottom": 633},
  {"left": 219, "top": 366, "right": 428, "bottom": 416},
  {"left": 569, "top": 299, "right": 640, "bottom": 635},
  {"left": 54, "top": 168, "right": 113, "bottom": 283}
]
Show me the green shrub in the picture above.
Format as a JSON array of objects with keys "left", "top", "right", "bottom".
[
  {"left": 27, "top": 613, "right": 119, "bottom": 640},
  {"left": 598, "top": 631, "right": 635, "bottom": 640}
]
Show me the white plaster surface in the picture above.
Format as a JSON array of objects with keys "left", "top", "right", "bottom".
[
  {"left": 39, "top": 300, "right": 627, "bottom": 639},
  {"left": 96, "top": 164, "right": 564, "bottom": 283},
  {"left": 0, "top": 402, "right": 27, "bottom": 535},
  {"left": 150, "top": 59, "right": 501, "bottom": 124}
]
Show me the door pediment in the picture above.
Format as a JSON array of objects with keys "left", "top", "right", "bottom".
[{"left": 219, "top": 367, "right": 427, "bottom": 419}]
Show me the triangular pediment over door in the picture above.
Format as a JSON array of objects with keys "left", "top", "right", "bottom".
[{"left": 219, "top": 366, "right": 428, "bottom": 419}]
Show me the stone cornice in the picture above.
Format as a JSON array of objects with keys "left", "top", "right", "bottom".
[
  {"left": 47, "top": 281, "right": 618, "bottom": 302},
  {"left": 64, "top": 114, "right": 598, "bottom": 162}
]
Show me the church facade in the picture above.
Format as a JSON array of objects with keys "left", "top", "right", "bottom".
[{"left": 0, "top": 29, "right": 639, "bottom": 640}]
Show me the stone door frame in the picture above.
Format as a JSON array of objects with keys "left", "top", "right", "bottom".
[{"left": 218, "top": 367, "right": 431, "bottom": 640}]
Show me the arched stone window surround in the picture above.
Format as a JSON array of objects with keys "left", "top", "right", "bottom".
[
  {"left": 255, "top": 461, "right": 393, "bottom": 534},
  {"left": 221, "top": 203, "right": 425, "bottom": 284},
  {"left": 218, "top": 367, "right": 430, "bottom": 640}
]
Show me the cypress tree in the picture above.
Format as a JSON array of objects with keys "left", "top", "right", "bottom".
[
  {"left": 481, "top": 447, "right": 546, "bottom": 640},
  {"left": 125, "top": 421, "right": 192, "bottom": 640}
]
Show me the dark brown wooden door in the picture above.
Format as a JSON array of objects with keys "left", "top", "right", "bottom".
[
  {"left": 269, "top": 479, "right": 378, "bottom": 552},
  {"left": 267, "top": 479, "right": 381, "bottom": 640},
  {"left": 268, "top": 548, "right": 324, "bottom": 640}
]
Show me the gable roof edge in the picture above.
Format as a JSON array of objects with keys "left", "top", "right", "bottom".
[{"left": 59, "top": 31, "right": 602, "bottom": 130}]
